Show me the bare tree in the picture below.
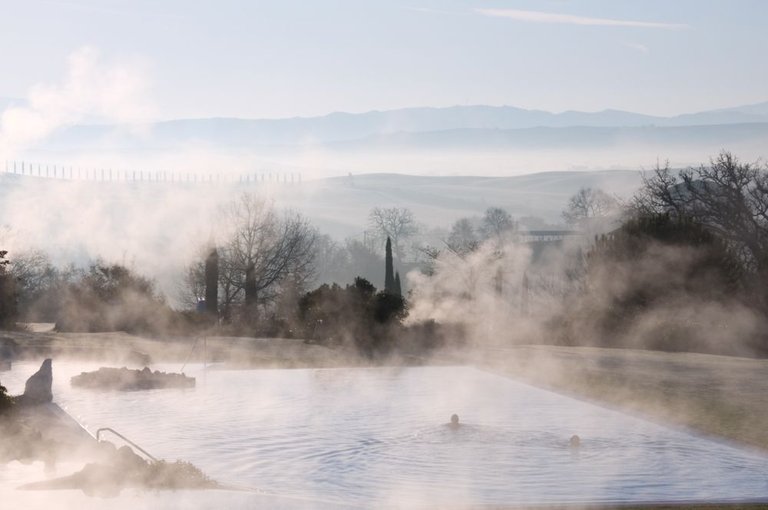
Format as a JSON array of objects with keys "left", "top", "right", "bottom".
[
  {"left": 368, "top": 207, "right": 417, "bottom": 260},
  {"left": 446, "top": 217, "right": 479, "bottom": 256},
  {"left": 10, "top": 250, "right": 55, "bottom": 295},
  {"left": 216, "top": 194, "right": 317, "bottom": 323},
  {"left": 634, "top": 151, "right": 768, "bottom": 273},
  {"left": 480, "top": 206, "right": 516, "bottom": 244},
  {"left": 562, "top": 187, "right": 620, "bottom": 227},
  {"left": 9, "top": 250, "right": 62, "bottom": 320},
  {"left": 425, "top": 210, "right": 512, "bottom": 268}
]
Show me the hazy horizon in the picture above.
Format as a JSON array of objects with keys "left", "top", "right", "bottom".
[
  {"left": 3, "top": 1, "right": 768, "bottom": 179},
  {"left": 6, "top": 96, "right": 768, "bottom": 124}
]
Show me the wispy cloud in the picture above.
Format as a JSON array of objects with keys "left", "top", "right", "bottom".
[{"left": 476, "top": 8, "right": 688, "bottom": 30}]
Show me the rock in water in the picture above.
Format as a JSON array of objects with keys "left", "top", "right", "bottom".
[
  {"left": 23, "top": 359, "right": 53, "bottom": 404},
  {"left": 71, "top": 366, "right": 195, "bottom": 391}
]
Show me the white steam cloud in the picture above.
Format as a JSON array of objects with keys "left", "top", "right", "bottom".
[
  {"left": 0, "top": 47, "right": 154, "bottom": 159},
  {"left": 406, "top": 240, "right": 538, "bottom": 346}
]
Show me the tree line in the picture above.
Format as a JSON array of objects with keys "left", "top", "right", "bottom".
[
  {"left": 3, "top": 150, "right": 767, "bottom": 358},
  {"left": 557, "top": 151, "right": 768, "bottom": 355}
]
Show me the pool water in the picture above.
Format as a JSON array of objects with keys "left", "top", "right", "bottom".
[{"left": 1, "top": 361, "right": 767, "bottom": 508}]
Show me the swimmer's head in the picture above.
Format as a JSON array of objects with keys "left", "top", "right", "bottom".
[
  {"left": 451, "top": 414, "right": 459, "bottom": 425},
  {"left": 569, "top": 435, "right": 581, "bottom": 448}
]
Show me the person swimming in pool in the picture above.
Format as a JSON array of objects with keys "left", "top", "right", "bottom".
[
  {"left": 447, "top": 414, "right": 460, "bottom": 429},
  {"left": 569, "top": 434, "right": 581, "bottom": 448}
]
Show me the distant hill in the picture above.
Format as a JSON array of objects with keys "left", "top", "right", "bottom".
[
  {"left": 327, "top": 123, "right": 768, "bottom": 151},
  {"left": 0, "top": 169, "right": 644, "bottom": 243},
  {"left": 9, "top": 101, "right": 766, "bottom": 179},
  {"left": 666, "top": 101, "right": 768, "bottom": 126},
  {"left": 39, "top": 102, "right": 768, "bottom": 149},
  {"left": 701, "top": 100, "right": 768, "bottom": 117},
  {"left": 283, "top": 171, "right": 643, "bottom": 237}
]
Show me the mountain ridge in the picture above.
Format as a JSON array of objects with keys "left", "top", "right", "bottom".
[{"left": 40, "top": 102, "right": 768, "bottom": 150}]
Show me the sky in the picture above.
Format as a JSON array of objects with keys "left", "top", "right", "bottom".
[{"left": 0, "top": 0, "right": 767, "bottom": 120}]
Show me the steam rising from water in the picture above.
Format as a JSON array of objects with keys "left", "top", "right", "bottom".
[
  {"left": 3, "top": 362, "right": 768, "bottom": 508},
  {"left": 0, "top": 178, "right": 231, "bottom": 299},
  {"left": 0, "top": 47, "right": 153, "bottom": 159},
  {"left": 406, "top": 240, "right": 536, "bottom": 343}
]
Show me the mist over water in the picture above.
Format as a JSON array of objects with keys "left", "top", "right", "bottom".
[{"left": 3, "top": 361, "right": 768, "bottom": 508}]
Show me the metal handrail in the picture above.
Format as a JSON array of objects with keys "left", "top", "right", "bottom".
[{"left": 96, "top": 427, "right": 158, "bottom": 462}]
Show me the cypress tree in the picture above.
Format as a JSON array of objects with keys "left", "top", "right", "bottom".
[
  {"left": 385, "top": 236, "right": 395, "bottom": 294},
  {"left": 245, "top": 263, "right": 257, "bottom": 307},
  {"left": 394, "top": 271, "right": 402, "bottom": 297},
  {"left": 204, "top": 246, "right": 219, "bottom": 316}
]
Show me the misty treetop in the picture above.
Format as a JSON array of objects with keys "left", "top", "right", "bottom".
[
  {"left": 555, "top": 151, "right": 768, "bottom": 356},
  {"left": 635, "top": 151, "right": 768, "bottom": 276},
  {"left": 422, "top": 206, "right": 521, "bottom": 266},
  {"left": 298, "top": 277, "right": 407, "bottom": 358},
  {"left": 368, "top": 207, "right": 418, "bottom": 260},
  {"left": 7, "top": 257, "right": 190, "bottom": 334},
  {"left": 447, "top": 218, "right": 479, "bottom": 256},
  {"left": 185, "top": 193, "right": 317, "bottom": 326},
  {"left": 562, "top": 187, "right": 621, "bottom": 228},
  {"left": 480, "top": 206, "right": 517, "bottom": 244}
]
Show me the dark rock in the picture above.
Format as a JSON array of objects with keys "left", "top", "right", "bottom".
[
  {"left": 21, "top": 359, "right": 53, "bottom": 404},
  {"left": 71, "top": 366, "right": 195, "bottom": 391},
  {"left": 20, "top": 443, "right": 217, "bottom": 496}
]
